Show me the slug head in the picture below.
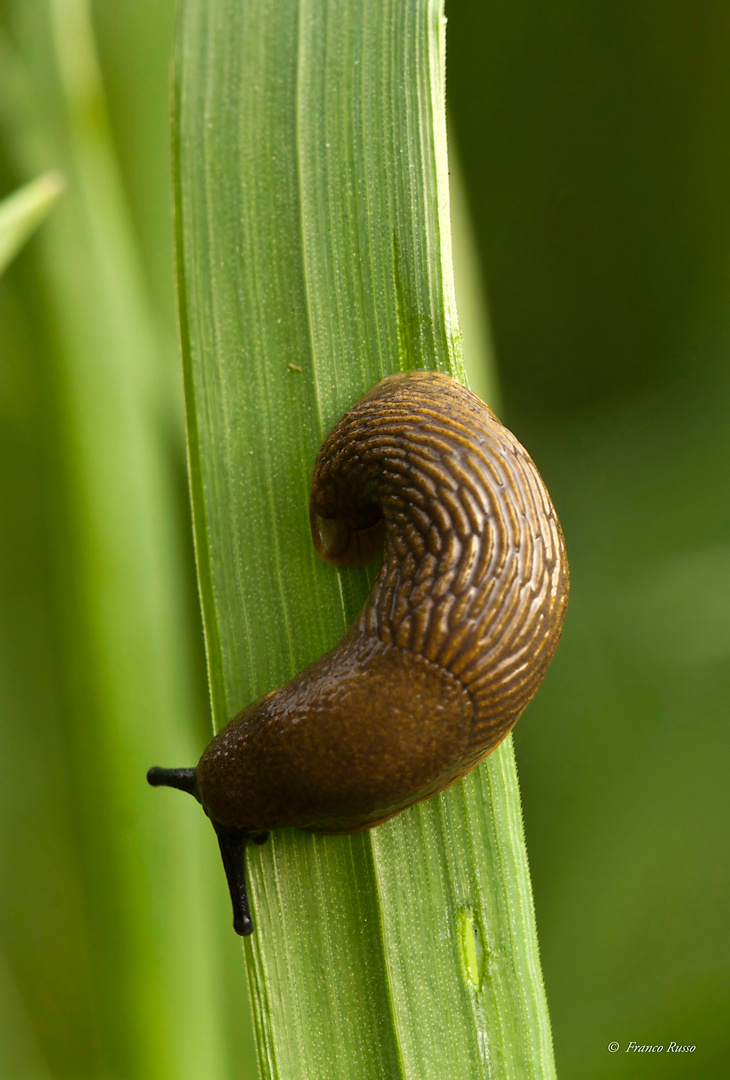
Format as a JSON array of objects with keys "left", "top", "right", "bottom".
[{"left": 146, "top": 765, "right": 267, "bottom": 936}]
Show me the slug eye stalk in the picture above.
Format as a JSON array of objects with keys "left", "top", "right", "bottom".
[
  {"left": 147, "top": 766, "right": 269, "bottom": 935},
  {"left": 147, "top": 767, "right": 198, "bottom": 798},
  {"left": 212, "top": 824, "right": 253, "bottom": 936}
]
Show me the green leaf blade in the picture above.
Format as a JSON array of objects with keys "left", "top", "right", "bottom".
[
  {"left": 176, "top": 1, "right": 556, "bottom": 1078},
  {"left": 373, "top": 749, "right": 556, "bottom": 1079}
]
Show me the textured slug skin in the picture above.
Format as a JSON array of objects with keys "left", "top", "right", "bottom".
[{"left": 197, "top": 370, "right": 569, "bottom": 834}]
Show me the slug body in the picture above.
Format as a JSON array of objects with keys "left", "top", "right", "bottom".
[{"left": 149, "top": 371, "right": 568, "bottom": 934}]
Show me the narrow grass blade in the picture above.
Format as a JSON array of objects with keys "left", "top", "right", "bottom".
[{"left": 176, "top": 1, "right": 555, "bottom": 1078}]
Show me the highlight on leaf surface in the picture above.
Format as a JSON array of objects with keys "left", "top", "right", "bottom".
[{"left": 0, "top": 171, "right": 64, "bottom": 276}]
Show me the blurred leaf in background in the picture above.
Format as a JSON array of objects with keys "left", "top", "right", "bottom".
[
  {"left": 0, "top": 0, "right": 728, "bottom": 1077},
  {"left": 447, "top": 1, "right": 730, "bottom": 1077},
  {"left": 0, "top": 0, "right": 255, "bottom": 1077}
]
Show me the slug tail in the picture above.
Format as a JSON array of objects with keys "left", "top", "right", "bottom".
[
  {"left": 310, "top": 508, "right": 385, "bottom": 568},
  {"left": 147, "top": 766, "right": 199, "bottom": 798},
  {"left": 213, "top": 823, "right": 257, "bottom": 936}
]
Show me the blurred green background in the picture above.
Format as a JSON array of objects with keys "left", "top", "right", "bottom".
[{"left": 0, "top": 1, "right": 727, "bottom": 1078}]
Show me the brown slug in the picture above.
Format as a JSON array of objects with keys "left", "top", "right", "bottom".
[{"left": 148, "top": 370, "right": 569, "bottom": 935}]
